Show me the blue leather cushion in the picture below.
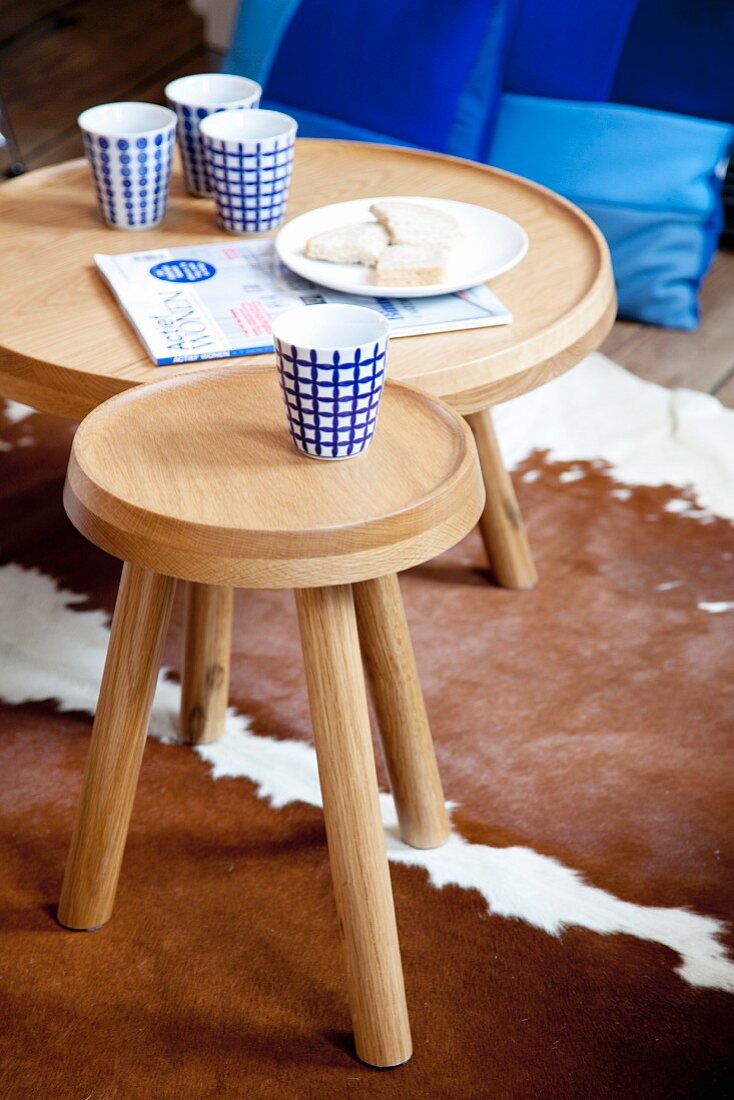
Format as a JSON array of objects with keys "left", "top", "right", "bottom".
[
  {"left": 489, "top": 95, "right": 733, "bottom": 329},
  {"left": 225, "top": 0, "right": 519, "bottom": 159},
  {"left": 612, "top": 0, "right": 734, "bottom": 124},
  {"left": 504, "top": 0, "right": 639, "bottom": 102}
]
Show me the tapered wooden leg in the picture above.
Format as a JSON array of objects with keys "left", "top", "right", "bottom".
[
  {"left": 295, "top": 584, "right": 412, "bottom": 1069},
  {"left": 58, "top": 563, "right": 176, "bottom": 931},
  {"left": 466, "top": 406, "right": 538, "bottom": 589},
  {"left": 353, "top": 574, "right": 449, "bottom": 850},
  {"left": 180, "top": 583, "right": 233, "bottom": 744}
]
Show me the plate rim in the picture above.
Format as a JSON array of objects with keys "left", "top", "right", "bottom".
[{"left": 274, "top": 195, "right": 529, "bottom": 299}]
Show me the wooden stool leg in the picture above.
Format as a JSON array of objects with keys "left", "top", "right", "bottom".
[
  {"left": 58, "top": 563, "right": 176, "bottom": 931},
  {"left": 466, "top": 406, "right": 538, "bottom": 589},
  {"left": 295, "top": 585, "right": 412, "bottom": 1069},
  {"left": 353, "top": 574, "right": 449, "bottom": 850},
  {"left": 180, "top": 583, "right": 233, "bottom": 745}
]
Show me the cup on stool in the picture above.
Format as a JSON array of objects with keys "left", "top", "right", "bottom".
[
  {"left": 164, "top": 73, "right": 261, "bottom": 197},
  {"left": 78, "top": 102, "right": 177, "bottom": 230},
  {"left": 272, "top": 304, "right": 390, "bottom": 461},
  {"left": 199, "top": 108, "right": 297, "bottom": 234}
]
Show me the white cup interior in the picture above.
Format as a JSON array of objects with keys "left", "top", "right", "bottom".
[
  {"left": 200, "top": 108, "right": 296, "bottom": 144},
  {"left": 165, "top": 73, "right": 260, "bottom": 108},
  {"left": 78, "top": 101, "right": 176, "bottom": 136},
  {"left": 272, "top": 305, "right": 390, "bottom": 352}
]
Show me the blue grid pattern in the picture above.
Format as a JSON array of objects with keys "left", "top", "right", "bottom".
[
  {"left": 82, "top": 127, "right": 175, "bottom": 229},
  {"left": 202, "top": 134, "right": 295, "bottom": 233},
  {"left": 275, "top": 336, "right": 387, "bottom": 459},
  {"left": 169, "top": 96, "right": 259, "bottom": 197}
]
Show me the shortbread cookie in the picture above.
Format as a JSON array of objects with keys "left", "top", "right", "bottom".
[
  {"left": 305, "top": 222, "right": 389, "bottom": 266},
  {"left": 374, "top": 244, "right": 445, "bottom": 286},
  {"left": 369, "top": 201, "right": 460, "bottom": 249}
]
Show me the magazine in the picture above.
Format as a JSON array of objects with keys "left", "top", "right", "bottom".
[{"left": 95, "top": 241, "right": 512, "bottom": 366}]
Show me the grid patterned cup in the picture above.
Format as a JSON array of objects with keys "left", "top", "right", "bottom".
[
  {"left": 164, "top": 73, "right": 261, "bottom": 197},
  {"left": 199, "top": 108, "right": 297, "bottom": 234},
  {"left": 272, "top": 304, "right": 391, "bottom": 461},
  {"left": 78, "top": 102, "right": 177, "bottom": 230}
]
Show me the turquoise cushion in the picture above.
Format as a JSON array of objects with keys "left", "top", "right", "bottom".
[
  {"left": 225, "top": 0, "right": 519, "bottom": 159},
  {"left": 489, "top": 95, "right": 733, "bottom": 329}
]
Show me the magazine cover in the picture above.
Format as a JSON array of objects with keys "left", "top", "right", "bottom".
[{"left": 95, "top": 241, "right": 512, "bottom": 366}]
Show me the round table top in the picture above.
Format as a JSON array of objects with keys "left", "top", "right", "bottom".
[
  {"left": 0, "top": 140, "right": 615, "bottom": 420},
  {"left": 65, "top": 370, "right": 484, "bottom": 588}
]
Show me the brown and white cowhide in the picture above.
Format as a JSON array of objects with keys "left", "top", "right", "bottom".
[{"left": 1, "top": 353, "right": 732, "bottom": 1099}]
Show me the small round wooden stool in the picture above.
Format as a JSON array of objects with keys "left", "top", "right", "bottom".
[{"left": 57, "top": 367, "right": 484, "bottom": 1068}]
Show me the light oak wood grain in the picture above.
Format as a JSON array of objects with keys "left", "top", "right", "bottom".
[
  {"left": 56, "top": 364, "right": 486, "bottom": 1061},
  {"left": 353, "top": 574, "right": 449, "bottom": 849},
  {"left": 63, "top": 370, "right": 485, "bottom": 588},
  {"left": 0, "top": 143, "right": 614, "bottom": 592},
  {"left": 467, "top": 407, "right": 538, "bottom": 589},
  {"left": 180, "top": 583, "right": 233, "bottom": 745},
  {"left": 58, "top": 562, "right": 176, "bottom": 930},
  {"left": 296, "top": 584, "right": 412, "bottom": 1068},
  {"left": 0, "top": 143, "right": 615, "bottom": 418}
]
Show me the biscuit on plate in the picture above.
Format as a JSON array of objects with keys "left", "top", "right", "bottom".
[
  {"left": 374, "top": 244, "right": 445, "bottom": 286},
  {"left": 369, "top": 201, "right": 459, "bottom": 249},
  {"left": 304, "top": 222, "right": 388, "bottom": 266}
]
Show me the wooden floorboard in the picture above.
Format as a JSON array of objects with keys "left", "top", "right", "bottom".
[
  {"left": 0, "top": 0, "right": 68, "bottom": 45},
  {"left": 0, "top": 0, "right": 205, "bottom": 163},
  {"left": 601, "top": 251, "right": 734, "bottom": 396},
  {"left": 22, "top": 44, "right": 217, "bottom": 170}
]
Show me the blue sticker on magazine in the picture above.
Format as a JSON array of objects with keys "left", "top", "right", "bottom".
[{"left": 150, "top": 259, "right": 216, "bottom": 283}]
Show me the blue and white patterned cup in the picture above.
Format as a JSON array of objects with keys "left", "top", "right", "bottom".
[
  {"left": 272, "top": 305, "right": 390, "bottom": 461},
  {"left": 78, "top": 102, "right": 176, "bottom": 230},
  {"left": 199, "top": 108, "right": 297, "bottom": 234},
  {"left": 165, "top": 73, "right": 261, "bottom": 197}
]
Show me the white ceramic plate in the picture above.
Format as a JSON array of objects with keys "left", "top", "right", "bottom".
[{"left": 275, "top": 196, "right": 528, "bottom": 298}]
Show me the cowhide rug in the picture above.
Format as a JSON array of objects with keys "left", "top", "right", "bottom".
[{"left": 1, "top": 353, "right": 732, "bottom": 1099}]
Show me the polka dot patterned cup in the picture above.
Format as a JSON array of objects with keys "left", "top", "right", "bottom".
[
  {"left": 199, "top": 108, "right": 297, "bottom": 235},
  {"left": 78, "top": 102, "right": 177, "bottom": 230},
  {"left": 272, "top": 304, "right": 390, "bottom": 461},
  {"left": 165, "top": 73, "right": 261, "bottom": 197}
]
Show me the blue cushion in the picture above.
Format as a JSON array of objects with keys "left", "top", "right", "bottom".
[
  {"left": 612, "top": 0, "right": 734, "bottom": 124},
  {"left": 488, "top": 95, "right": 733, "bottom": 329},
  {"left": 581, "top": 203, "right": 723, "bottom": 331},
  {"left": 504, "top": 0, "right": 639, "bottom": 102},
  {"left": 226, "top": 0, "right": 519, "bottom": 159}
]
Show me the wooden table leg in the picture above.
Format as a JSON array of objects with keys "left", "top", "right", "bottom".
[
  {"left": 58, "top": 563, "right": 176, "bottom": 930},
  {"left": 180, "top": 583, "right": 233, "bottom": 745},
  {"left": 466, "top": 406, "right": 538, "bottom": 589},
  {"left": 353, "top": 574, "right": 449, "bottom": 850},
  {"left": 295, "top": 584, "right": 412, "bottom": 1069}
]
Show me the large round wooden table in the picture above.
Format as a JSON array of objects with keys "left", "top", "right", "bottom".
[{"left": 0, "top": 139, "right": 615, "bottom": 740}]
